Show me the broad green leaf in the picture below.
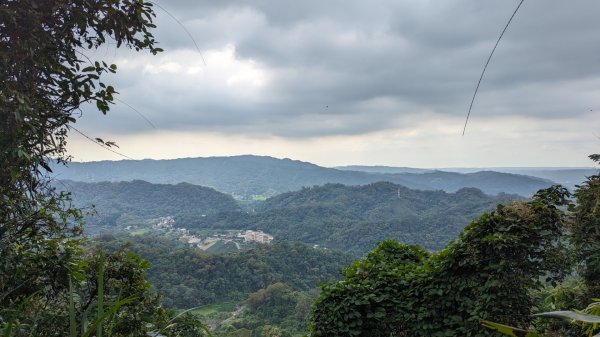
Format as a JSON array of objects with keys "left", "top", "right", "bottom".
[
  {"left": 481, "top": 320, "right": 535, "bottom": 337},
  {"left": 533, "top": 311, "right": 600, "bottom": 323}
]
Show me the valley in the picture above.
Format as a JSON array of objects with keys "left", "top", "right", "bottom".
[
  {"left": 64, "top": 178, "right": 519, "bottom": 254},
  {"left": 7, "top": 3, "right": 600, "bottom": 336},
  {"left": 56, "top": 155, "right": 597, "bottom": 337}
]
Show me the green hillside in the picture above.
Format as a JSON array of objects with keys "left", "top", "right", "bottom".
[
  {"left": 185, "top": 182, "right": 519, "bottom": 254},
  {"left": 99, "top": 234, "right": 352, "bottom": 308},
  {"left": 61, "top": 180, "right": 240, "bottom": 230}
]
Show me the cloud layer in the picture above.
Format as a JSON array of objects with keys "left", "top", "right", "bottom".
[{"left": 70, "top": 0, "right": 600, "bottom": 167}]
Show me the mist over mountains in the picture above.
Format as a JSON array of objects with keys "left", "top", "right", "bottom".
[
  {"left": 337, "top": 165, "right": 597, "bottom": 190},
  {"left": 51, "top": 155, "right": 562, "bottom": 198}
]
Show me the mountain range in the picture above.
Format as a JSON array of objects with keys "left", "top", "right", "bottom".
[
  {"left": 336, "top": 165, "right": 597, "bottom": 190},
  {"left": 51, "top": 155, "right": 560, "bottom": 198},
  {"left": 63, "top": 179, "right": 519, "bottom": 254},
  {"left": 182, "top": 182, "right": 518, "bottom": 253}
]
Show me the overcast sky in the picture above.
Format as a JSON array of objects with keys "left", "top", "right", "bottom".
[{"left": 68, "top": 0, "right": 600, "bottom": 168}]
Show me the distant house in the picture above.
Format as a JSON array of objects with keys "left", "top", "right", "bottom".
[
  {"left": 244, "top": 230, "right": 274, "bottom": 244},
  {"left": 180, "top": 234, "right": 202, "bottom": 245},
  {"left": 152, "top": 216, "right": 174, "bottom": 229}
]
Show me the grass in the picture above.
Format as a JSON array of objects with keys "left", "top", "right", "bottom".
[
  {"left": 252, "top": 195, "right": 268, "bottom": 201},
  {"left": 205, "top": 240, "right": 238, "bottom": 254},
  {"left": 129, "top": 227, "right": 152, "bottom": 236},
  {"left": 190, "top": 302, "right": 237, "bottom": 316}
]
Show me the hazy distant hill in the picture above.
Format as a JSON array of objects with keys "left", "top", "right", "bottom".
[
  {"left": 336, "top": 165, "right": 433, "bottom": 174},
  {"left": 486, "top": 168, "right": 597, "bottom": 190},
  {"left": 386, "top": 170, "right": 554, "bottom": 196},
  {"left": 60, "top": 180, "right": 239, "bottom": 228},
  {"left": 190, "top": 182, "right": 518, "bottom": 253},
  {"left": 340, "top": 165, "right": 597, "bottom": 191},
  {"left": 52, "top": 155, "right": 554, "bottom": 197}
]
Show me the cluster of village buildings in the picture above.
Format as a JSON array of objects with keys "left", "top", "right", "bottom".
[
  {"left": 141, "top": 216, "right": 273, "bottom": 250},
  {"left": 152, "top": 216, "right": 175, "bottom": 229}
]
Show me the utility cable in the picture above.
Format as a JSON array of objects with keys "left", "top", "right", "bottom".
[{"left": 462, "top": 0, "right": 525, "bottom": 136}]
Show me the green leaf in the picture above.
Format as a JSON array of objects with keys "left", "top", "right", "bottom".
[
  {"left": 481, "top": 320, "right": 536, "bottom": 337},
  {"left": 533, "top": 311, "right": 600, "bottom": 323},
  {"left": 589, "top": 154, "right": 600, "bottom": 163},
  {"left": 97, "top": 250, "right": 105, "bottom": 337},
  {"left": 81, "top": 297, "right": 136, "bottom": 337},
  {"left": 69, "top": 278, "right": 77, "bottom": 337},
  {"left": 2, "top": 293, "right": 38, "bottom": 337}
]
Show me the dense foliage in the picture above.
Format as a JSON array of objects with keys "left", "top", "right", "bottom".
[
  {"left": 211, "top": 284, "right": 319, "bottom": 337},
  {"left": 570, "top": 160, "right": 600, "bottom": 298},
  {"left": 99, "top": 234, "right": 352, "bottom": 308},
  {"left": 310, "top": 186, "right": 571, "bottom": 337},
  {"left": 0, "top": 1, "right": 208, "bottom": 336},
  {"left": 189, "top": 182, "right": 517, "bottom": 254},
  {"left": 480, "top": 160, "right": 600, "bottom": 337},
  {"left": 66, "top": 248, "right": 164, "bottom": 337}
]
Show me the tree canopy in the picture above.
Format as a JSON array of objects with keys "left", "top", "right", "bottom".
[
  {"left": 310, "top": 186, "right": 572, "bottom": 337},
  {"left": 0, "top": 1, "right": 184, "bottom": 335}
]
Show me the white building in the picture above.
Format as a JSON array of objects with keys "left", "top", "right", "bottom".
[{"left": 244, "top": 230, "right": 274, "bottom": 244}]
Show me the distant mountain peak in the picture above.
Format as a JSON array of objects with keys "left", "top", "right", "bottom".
[{"left": 52, "top": 155, "right": 559, "bottom": 198}]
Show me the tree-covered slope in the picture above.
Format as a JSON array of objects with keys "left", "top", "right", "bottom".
[
  {"left": 186, "top": 182, "right": 519, "bottom": 254},
  {"left": 403, "top": 170, "right": 552, "bottom": 196},
  {"left": 310, "top": 186, "right": 571, "bottom": 337},
  {"left": 341, "top": 165, "right": 597, "bottom": 191},
  {"left": 51, "top": 155, "right": 554, "bottom": 197},
  {"left": 98, "top": 234, "right": 352, "bottom": 308},
  {"left": 61, "top": 180, "right": 240, "bottom": 228}
]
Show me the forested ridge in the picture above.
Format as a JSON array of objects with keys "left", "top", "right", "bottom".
[
  {"left": 80, "top": 174, "right": 600, "bottom": 337},
  {"left": 62, "top": 179, "right": 519, "bottom": 254},
  {"left": 60, "top": 180, "right": 239, "bottom": 229},
  {"left": 309, "top": 174, "right": 600, "bottom": 337},
  {"left": 186, "top": 182, "right": 518, "bottom": 253}
]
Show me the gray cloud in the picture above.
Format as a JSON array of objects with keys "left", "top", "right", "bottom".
[{"left": 76, "top": 0, "right": 600, "bottom": 140}]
